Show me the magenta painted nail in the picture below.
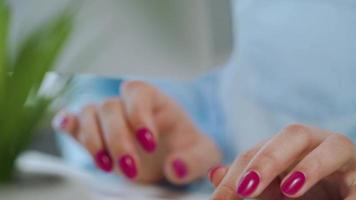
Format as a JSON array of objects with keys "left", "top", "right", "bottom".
[
  {"left": 136, "top": 128, "right": 156, "bottom": 153},
  {"left": 237, "top": 170, "right": 260, "bottom": 197},
  {"left": 60, "top": 117, "right": 69, "bottom": 129},
  {"left": 172, "top": 159, "right": 188, "bottom": 179},
  {"left": 281, "top": 171, "right": 306, "bottom": 196},
  {"left": 119, "top": 155, "right": 137, "bottom": 179},
  {"left": 95, "top": 150, "right": 113, "bottom": 172},
  {"left": 52, "top": 114, "right": 69, "bottom": 130},
  {"left": 208, "top": 165, "right": 222, "bottom": 182}
]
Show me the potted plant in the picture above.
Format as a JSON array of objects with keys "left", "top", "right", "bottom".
[{"left": 0, "top": 0, "right": 73, "bottom": 183}]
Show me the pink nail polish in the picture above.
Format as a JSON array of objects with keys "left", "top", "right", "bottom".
[
  {"left": 236, "top": 170, "right": 260, "bottom": 197},
  {"left": 281, "top": 171, "right": 306, "bottom": 196},
  {"left": 119, "top": 155, "right": 137, "bottom": 179},
  {"left": 208, "top": 165, "right": 222, "bottom": 182},
  {"left": 172, "top": 159, "right": 188, "bottom": 179},
  {"left": 95, "top": 150, "right": 113, "bottom": 173},
  {"left": 60, "top": 117, "right": 69, "bottom": 129},
  {"left": 52, "top": 114, "right": 69, "bottom": 130},
  {"left": 136, "top": 128, "right": 156, "bottom": 153}
]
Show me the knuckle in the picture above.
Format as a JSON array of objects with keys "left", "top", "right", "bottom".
[
  {"left": 301, "top": 157, "right": 323, "bottom": 178},
  {"left": 333, "top": 133, "right": 354, "bottom": 155},
  {"left": 257, "top": 150, "right": 280, "bottom": 169},
  {"left": 212, "top": 184, "right": 237, "bottom": 200},
  {"left": 238, "top": 149, "right": 257, "bottom": 166},
  {"left": 334, "top": 133, "right": 353, "bottom": 147},
  {"left": 100, "top": 98, "right": 121, "bottom": 111},
  {"left": 82, "top": 104, "right": 97, "bottom": 114},
  {"left": 122, "top": 80, "right": 149, "bottom": 92},
  {"left": 282, "top": 123, "right": 312, "bottom": 142},
  {"left": 283, "top": 123, "right": 307, "bottom": 134},
  {"left": 311, "top": 156, "right": 323, "bottom": 173},
  {"left": 121, "top": 81, "right": 157, "bottom": 98}
]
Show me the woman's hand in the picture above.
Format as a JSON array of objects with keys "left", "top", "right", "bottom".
[
  {"left": 53, "top": 81, "right": 221, "bottom": 184},
  {"left": 209, "top": 124, "right": 356, "bottom": 200}
]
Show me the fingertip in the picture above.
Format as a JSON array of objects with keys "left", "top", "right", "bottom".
[
  {"left": 94, "top": 149, "right": 113, "bottom": 173},
  {"left": 172, "top": 159, "right": 188, "bottom": 179},
  {"left": 280, "top": 171, "right": 306, "bottom": 198},
  {"left": 136, "top": 127, "right": 157, "bottom": 153},
  {"left": 164, "top": 137, "right": 222, "bottom": 185},
  {"left": 208, "top": 165, "right": 223, "bottom": 182},
  {"left": 208, "top": 165, "right": 228, "bottom": 188},
  {"left": 236, "top": 170, "right": 261, "bottom": 198},
  {"left": 52, "top": 111, "right": 69, "bottom": 131},
  {"left": 163, "top": 156, "right": 190, "bottom": 185},
  {"left": 118, "top": 154, "right": 138, "bottom": 180},
  {"left": 52, "top": 111, "right": 77, "bottom": 134}
]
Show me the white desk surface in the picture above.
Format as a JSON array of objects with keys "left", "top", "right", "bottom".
[{"left": 0, "top": 152, "right": 212, "bottom": 200}]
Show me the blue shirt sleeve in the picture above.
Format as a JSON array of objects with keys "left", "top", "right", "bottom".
[{"left": 148, "top": 72, "right": 233, "bottom": 162}]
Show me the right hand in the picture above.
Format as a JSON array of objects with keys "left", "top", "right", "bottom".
[{"left": 53, "top": 80, "right": 221, "bottom": 185}]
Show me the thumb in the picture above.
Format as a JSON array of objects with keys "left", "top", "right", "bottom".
[
  {"left": 208, "top": 165, "right": 229, "bottom": 188},
  {"left": 163, "top": 135, "right": 222, "bottom": 185}
]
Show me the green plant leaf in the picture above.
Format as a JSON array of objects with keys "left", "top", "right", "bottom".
[
  {"left": 8, "top": 11, "right": 73, "bottom": 107},
  {"left": 1, "top": 10, "right": 73, "bottom": 143},
  {"left": 15, "top": 97, "right": 51, "bottom": 155},
  {"left": 0, "top": 4, "right": 76, "bottom": 182},
  {"left": 0, "top": 96, "right": 50, "bottom": 168},
  {"left": 0, "top": 0, "right": 9, "bottom": 101},
  {"left": 1, "top": 11, "right": 73, "bottom": 140}
]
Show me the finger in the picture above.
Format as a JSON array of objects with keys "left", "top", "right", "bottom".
[
  {"left": 77, "top": 105, "right": 113, "bottom": 172},
  {"left": 345, "top": 190, "right": 356, "bottom": 200},
  {"left": 163, "top": 135, "right": 222, "bottom": 185},
  {"left": 342, "top": 167, "right": 356, "bottom": 197},
  {"left": 98, "top": 98, "right": 139, "bottom": 180},
  {"left": 52, "top": 111, "right": 78, "bottom": 135},
  {"left": 280, "top": 133, "right": 353, "bottom": 198},
  {"left": 121, "top": 81, "right": 160, "bottom": 153},
  {"left": 208, "top": 165, "right": 229, "bottom": 188},
  {"left": 53, "top": 110, "right": 113, "bottom": 172},
  {"left": 345, "top": 194, "right": 356, "bottom": 200},
  {"left": 211, "top": 167, "right": 285, "bottom": 200},
  {"left": 235, "top": 124, "right": 329, "bottom": 198},
  {"left": 211, "top": 143, "right": 263, "bottom": 200}
]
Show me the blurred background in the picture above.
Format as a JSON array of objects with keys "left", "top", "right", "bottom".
[
  {"left": 1, "top": 0, "right": 234, "bottom": 199},
  {"left": 11, "top": 0, "right": 233, "bottom": 79}
]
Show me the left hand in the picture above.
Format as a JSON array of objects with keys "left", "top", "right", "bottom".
[{"left": 209, "top": 124, "right": 356, "bottom": 200}]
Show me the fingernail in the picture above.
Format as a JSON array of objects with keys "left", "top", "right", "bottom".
[
  {"left": 281, "top": 171, "right": 306, "bottom": 196},
  {"left": 136, "top": 127, "right": 156, "bottom": 153},
  {"left": 208, "top": 165, "right": 222, "bottom": 182},
  {"left": 95, "top": 150, "right": 113, "bottom": 173},
  {"left": 52, "top": 114, "right": 69, "bottom": 130},
  {"left": 236, "top": 170, "right": 260, "bottom": 197},
  {"left": 119, "top": 155, "right": 137, "bottom": 179},
  {"left": 172, "top": 159, "right": 188, "bottom": 179}
]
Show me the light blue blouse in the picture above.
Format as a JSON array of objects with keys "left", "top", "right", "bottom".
[{"left": 58, "top": 0, "right": 356, "bottom": 174}]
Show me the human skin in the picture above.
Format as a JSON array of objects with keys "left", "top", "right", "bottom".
[
  {"left": 54, "top": 81, "right": 356, "bottom": 199},
  {"left": 53, "top": 80, "right": 221, "bottom": 184},
  {"left": 209, "top": 124, "right": 356, "bottom": 200}
]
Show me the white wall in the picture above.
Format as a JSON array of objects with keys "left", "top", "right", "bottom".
[{"left": 10, "top": 0, "right": 233, "bottom": 79}]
